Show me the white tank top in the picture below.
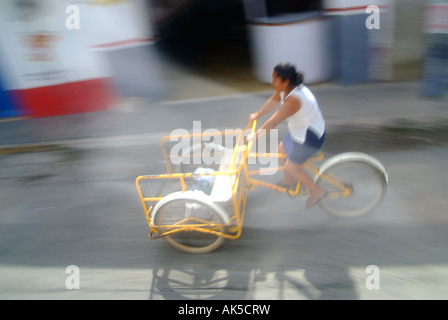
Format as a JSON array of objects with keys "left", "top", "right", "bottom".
[{"left": 281, "top": 85, "right": 325, "bottom": 143}]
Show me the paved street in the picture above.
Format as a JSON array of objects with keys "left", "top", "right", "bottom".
[{"left": 0, "top": 90, "right": 447, "bottom": 300}]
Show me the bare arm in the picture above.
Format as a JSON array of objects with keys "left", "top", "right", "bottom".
[
  {"left": 249, "top": 90, "right": 282, "bottom": 121},
  {"left": 249, "top": 95, "right": 301, "bottom": 141}
]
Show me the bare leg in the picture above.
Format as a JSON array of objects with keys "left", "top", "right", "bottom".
[
  {"left": 278, "top": 142, "right": 287, "bottom": 166},
  {"left": 281, "top": 159, "right": 325, "bottom": 206}
]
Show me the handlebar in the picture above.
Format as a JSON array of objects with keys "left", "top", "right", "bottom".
[
  {"left": 243, "top": 118, "right": 257, "bottom": 148},
  {"left": 249, "top": 118, "right": 257, "bottom": 134}
]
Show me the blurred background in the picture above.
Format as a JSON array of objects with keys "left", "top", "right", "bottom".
[
  {"left": 0, "top": 0, "right": 444, "bottom": 119},
  {"left": 1, "top": 0, "right": 448, "bottom": 301}
]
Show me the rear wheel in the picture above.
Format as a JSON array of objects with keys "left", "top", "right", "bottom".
[
  {"left": 152, "top": 191, "right": 228, "bottom": 254},
  {"left": 316, "top": 153, "right": 388, "bottom": 218}
]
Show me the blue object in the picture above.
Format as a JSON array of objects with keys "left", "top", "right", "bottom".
[
  {"left": 0, "top": 75, "right": 21, "bottom": 118},
  {"left": 329, "top": 14, "right": 370, "bottom": 85},
  {"left": 422, "top": 33, "right": 448, "bottom": 98},
  {"left": 192, "top": 167, "right": 216, "bottom": 195}
]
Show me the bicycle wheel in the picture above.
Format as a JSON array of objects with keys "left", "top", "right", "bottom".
[
  {"left": 316, "top": 152, "right": 388, "bottom": 218},
  {"left": 152, "top": 191, "right": 229, "bottom": 254}
]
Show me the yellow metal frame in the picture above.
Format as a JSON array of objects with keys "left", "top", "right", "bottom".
[{"left": 135, "top": 120, "right": 352, "bottom": 241}]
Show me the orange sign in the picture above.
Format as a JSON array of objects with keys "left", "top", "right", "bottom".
[{"left": 21, "top": 31, "right": 61, "bottom": 61}]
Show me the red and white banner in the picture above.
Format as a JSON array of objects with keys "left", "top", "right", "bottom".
[
  {"left": 425, "top": 0, "right": 448, "bottom": 34},
  {"left": 323, "top": 0, "right": 390, "bottom": 14},
  {"left": 0, "top": 0, "right": 154, "bottom": 117}
]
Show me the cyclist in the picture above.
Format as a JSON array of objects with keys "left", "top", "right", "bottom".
[{"left": 247, "top": 62, "right": 326, "bottom": 207}]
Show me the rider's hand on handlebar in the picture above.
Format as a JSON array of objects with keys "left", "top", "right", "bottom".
[
  {"left": 249, "top": 112, "right": 258, "bottom": 122},
  {"left": 245, "top": 133, "right": 256, "bottom": 145}
]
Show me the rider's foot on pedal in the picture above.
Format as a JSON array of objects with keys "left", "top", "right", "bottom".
[{"left": 306, "top": 191, "right": 326, "bottom": 208}]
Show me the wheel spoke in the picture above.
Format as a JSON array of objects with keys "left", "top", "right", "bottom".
[{"left": 317, "top": 160, "right": 387, "bottom": 217}]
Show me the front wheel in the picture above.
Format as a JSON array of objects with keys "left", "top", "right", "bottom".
[
  {"left": 152, "top": 191, "right": 229, "bottom": 254},
  {"left": 316, "top": 152, "right": 388, "bottom": 218}
]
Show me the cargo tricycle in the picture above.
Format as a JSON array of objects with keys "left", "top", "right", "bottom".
[{"left": 136, "top": 120, "right": 388, "bottom": 254}]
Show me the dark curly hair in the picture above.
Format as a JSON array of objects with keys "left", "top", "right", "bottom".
[{"left": 273, "top": 62, "right": 304, "bottom": 87}]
